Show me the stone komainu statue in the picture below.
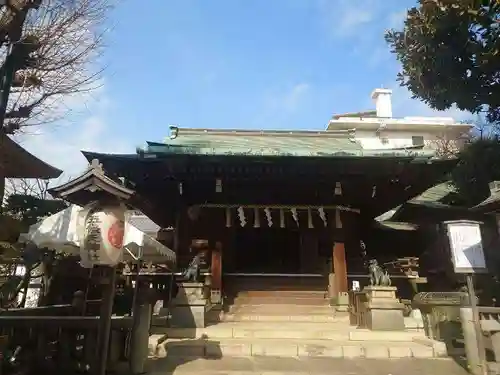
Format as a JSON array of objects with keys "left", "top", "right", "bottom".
[
  {"left": 182, "top": 252, "right": 202, "bottom": 282},
  {"left": 367, "top": 259, "right": 391, "bottom": 287}
]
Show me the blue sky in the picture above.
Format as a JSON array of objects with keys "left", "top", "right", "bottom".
[{"left": 20, "top": 0, "right": 468, "bottom": 178}]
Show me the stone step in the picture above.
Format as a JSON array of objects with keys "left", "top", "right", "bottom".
[
  {"left": 207, "top": 305, "right": 346, "bottom": 323},
  {"left": 232, "top": 296, "right": 329, "bottom": 305},
  {"left": 220, "top": 312, "right": 343, "bottom": 323},
  {"left": 155, "top": 322, "right": 355, "bottom": 340},
  {"left": 228, "top": 303, "right": 334, "bottom": 314},
  {"left": 211, "top": 313, "right": 422, "bottom": 329},
  {"left": 151, "top": 337, "right": 442, "bottom": 359},
  {"left": 236, "top": 290, "right": 327, "bottom": 298},
  {"left": 145, "top": 356, "right": 468, "bottom": 375},
  {"left": 223, "top": 276, "right": 326, "bottom": 287},
  {"left": 152, "top": 322, "right": 425, "bottom": 341}
]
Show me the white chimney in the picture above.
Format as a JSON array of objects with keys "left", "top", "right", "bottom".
[{"left": 371, "top": 88, "right": 393, "bottom": 118}]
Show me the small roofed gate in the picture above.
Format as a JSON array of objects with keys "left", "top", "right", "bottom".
[
  {"left": 82, "top": 126, "right": 458, "bottom": 306},
  {"left": 36, "top": 159, "right": 177, "bottom": 375}
]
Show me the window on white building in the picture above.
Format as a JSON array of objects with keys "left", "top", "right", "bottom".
[{"left": 412, "top": 136, "right": 424, "bottom": 146}]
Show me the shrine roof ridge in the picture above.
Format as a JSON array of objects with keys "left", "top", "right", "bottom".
[{"left": 167, "top": 125, "right": 357, "bottom": 139}]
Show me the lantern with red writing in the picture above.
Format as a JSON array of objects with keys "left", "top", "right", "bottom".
[{"left": 79, "top": 203, "right": 126, "bottom": 268}]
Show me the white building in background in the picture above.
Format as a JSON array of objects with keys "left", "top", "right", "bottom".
[{"left": 327, "top": 88, "right": 472, "bottom": 154}]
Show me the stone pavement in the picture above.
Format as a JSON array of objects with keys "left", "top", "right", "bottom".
[{"left": 146, "top": 356, "right": 469, "bottom": 375}]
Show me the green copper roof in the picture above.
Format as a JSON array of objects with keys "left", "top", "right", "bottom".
[
  {"left": 474, "top": 195, "right": 499, "bottom": 211},
  {"left": 375, "top": 181, "right": 457, "bottom": 222},
  {"left": 473, "top": 182, "right": 500, "bottom": 212},
  {"left": 140, "top": 126, "right": 440, "bottom": 159},
  {"left": 411, "top": 182, "right": 456, "bottom": 203}
]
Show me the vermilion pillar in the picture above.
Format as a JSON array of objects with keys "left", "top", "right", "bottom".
[
  {"left": 211, "top": 241, "right": 222, "bottom": 303},
  {"left": 333, "top": 242, "right": 348, "bottom": 294},
  {"left": 331, "top": 205, "right": 348, "bottom": 302}
]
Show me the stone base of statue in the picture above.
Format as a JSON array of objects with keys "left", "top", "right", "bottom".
[
  {"left": 168, "top": 282, "right": 208, "bottom": 328},
  {"left": 328, "top": 273, "right": 335, "bottom": 299},
  {"left": 336, "top": 292, "right": 349, "bottom": 312},
  {"left": 363, "top": 286, "right": 405, "bottom": 331}
]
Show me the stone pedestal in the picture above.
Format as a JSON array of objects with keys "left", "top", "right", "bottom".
[
  {"left": 168, "top": 282, "right": 208, "bottom": 328},
  {"left": 328, "top": 272, "right": 336, "bottom": 299},
  {"left": 336, "top": 292, "right": 349, "bottom": 312},
  {"left": 363, "top": 286, "right": 405, "bottom": 331}
]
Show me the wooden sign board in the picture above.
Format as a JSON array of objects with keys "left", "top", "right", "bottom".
[{"left": 444, "top": 220, "right": 487, "bottom": 274}]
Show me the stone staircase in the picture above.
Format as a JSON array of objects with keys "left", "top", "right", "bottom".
[
  {"left": 150, "top": 287, "right": 446, "bottom": 360},
  {"left": 220, "top": 290, "right": 337, "bottom": 323}
]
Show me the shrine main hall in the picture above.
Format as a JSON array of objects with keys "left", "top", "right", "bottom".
[{"left": 71, "top": 125, "right": 456, "bottom": 302}]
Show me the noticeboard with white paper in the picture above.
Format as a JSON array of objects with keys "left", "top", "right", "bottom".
[{"left": 445, "top": 220, "right": 487, "bottom": 274}]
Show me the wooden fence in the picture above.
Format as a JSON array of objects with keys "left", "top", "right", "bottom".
[
  {"left": 479, "top": 306, "right": 500, "bottom": 363},
  {"left": 0, "top": 301, "right": 166, "bottom": 374}
]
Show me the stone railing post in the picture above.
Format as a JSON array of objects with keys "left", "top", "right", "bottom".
[
  {"left": 491, "top": 330, "right": 500, "bottom": 363},
  {"left": 460, "top": 307, "right": 482, "bottom": 375},
  {"left": 129, "top": 280, "right": 153, "bottom": 374}
]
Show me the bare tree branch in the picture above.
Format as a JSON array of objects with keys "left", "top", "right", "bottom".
[
  {"left": 2, "top": 0, "right": 112, "bottom": 132},
  {"left": 427, "top": 131, "right": 471, "bottom": 159},
  {"left": 4, "top": 173, "right": 74, "bottom": 207},
  {"left": 5, "top": 177, "right": 50, "bottom": 199}
]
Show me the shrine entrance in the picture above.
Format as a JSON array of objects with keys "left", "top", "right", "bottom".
[
  {"left": 222, "top": 225, "right": 328, "bottom": 296},
  {"left": 229, "top": 227, "right": 301, "bottom": 274}
]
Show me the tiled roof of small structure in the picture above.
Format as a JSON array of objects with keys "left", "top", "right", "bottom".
[
  {"left": 472, "top": 182, "right": 500, "bottom": 213},
  {"left": 1, "top": 132, "right": 62, "bottom": 178},
  {"left": 474, "top": 195, "right": 499, "bottom": 210},
  {"left": 411, "top": 182, "right": 457, "bottom": 203},
  {"left": 375, "top": 182, "right": 457, "bottom": 223}
]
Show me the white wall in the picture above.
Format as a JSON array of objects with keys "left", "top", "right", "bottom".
[{"left": 356, "top": 129, "right": 467, "bottom": 153}]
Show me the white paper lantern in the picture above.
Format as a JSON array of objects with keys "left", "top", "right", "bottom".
[{"left": 78, "top": 203, "right": 126, "bottom": 268}]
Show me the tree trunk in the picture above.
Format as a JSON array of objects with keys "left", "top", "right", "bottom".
[{"left": 0, "top": 176, "right": 5, "bottom": 208}]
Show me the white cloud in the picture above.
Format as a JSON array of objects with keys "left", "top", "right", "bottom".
[
  {"left": 13, "top": 86, "right": 133, "bottom": 184},
  {"left": 317, "top": 0, "right": 378, "bottom": 38},
  {"left": 260, "top": 82, "right": 311, "bottom": 115},
  {"left": 366, "top": 45, "right": 392, "bottom": 68},
  {"left": 282, "top": 83, "right": 310, "bottom": 113},
  {"left": 387, "top": 9, "right": 408, "bottom": 30},
  {"left": 250, "top": 82, "right": 312, "bottom": 129}
]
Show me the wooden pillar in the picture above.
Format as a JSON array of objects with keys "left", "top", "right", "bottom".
[
  {"left": 333, "top": 242, "right": 348, "bottom": 294},
  {"left": 211, "top": 241, "right": 222, "bottom": 303},
  {"left": 331, "top": 205, "right": 348, "bottom": 306}
]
